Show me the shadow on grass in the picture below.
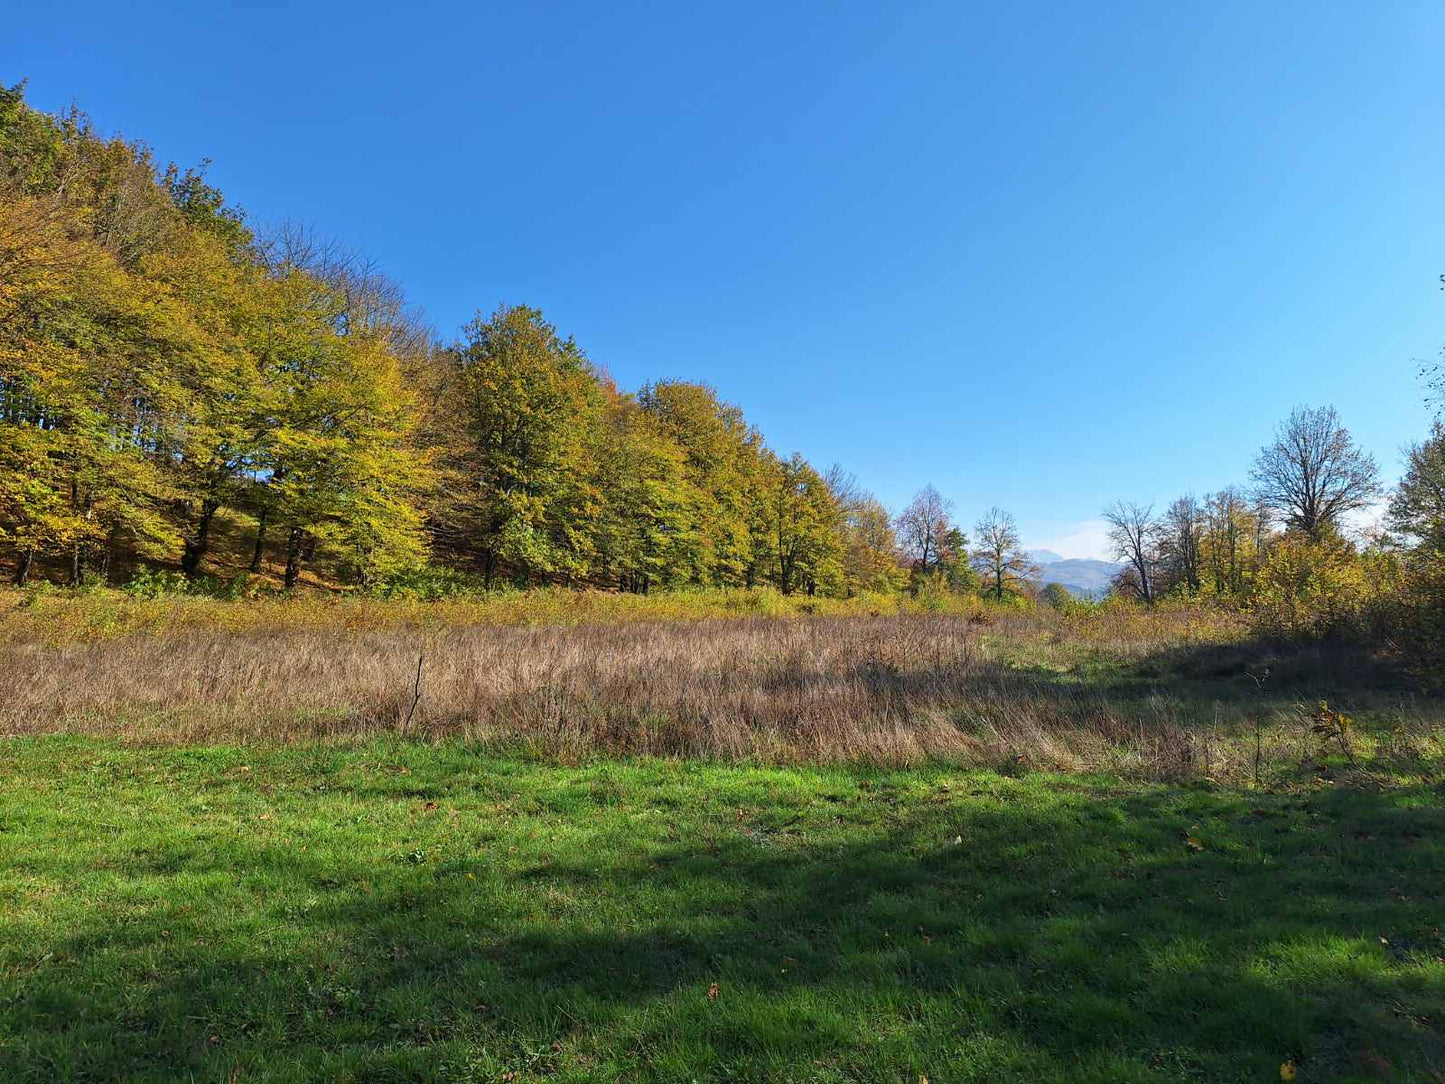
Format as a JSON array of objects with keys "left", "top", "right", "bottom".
[
  {"left": 5, "top": 757, "right": 1443, "bottom": 1083},
  {"left": 1131, "top": 633, "right": 1413, "bottom": 698}
]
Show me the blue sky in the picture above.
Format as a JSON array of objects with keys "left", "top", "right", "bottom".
[{"left": 8, "top": 1, "right": 1442, "bottom": 557}]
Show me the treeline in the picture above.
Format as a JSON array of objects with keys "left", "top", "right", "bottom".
[
  {"left": 2, "top": 81, "right": 1442, "bottom": 670},
  {"left": 1101, "top": 403, "right": 1445, "bottom": 680},
  {"left": 1, "top": 83, "right": 920, "bottom": 597}
]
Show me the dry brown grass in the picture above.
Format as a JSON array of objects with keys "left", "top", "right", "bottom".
[
  {"left": 13, "top": 592, "right": 1422, "bottom": 780},
  {"left": 4, "top": 586, "right": 1433, "bottom": 779}
]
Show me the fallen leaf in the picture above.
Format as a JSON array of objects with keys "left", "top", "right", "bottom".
[
  {"left": 706, "top": 981, "right": 719, "bottom": 1001},
  {"left": 1185, "top": 836, "right": 1205, "bottom": 852}
]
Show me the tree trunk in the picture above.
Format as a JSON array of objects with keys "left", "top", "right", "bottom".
[
  {"left": 249, "top": 506, "right": 269, "bottom": 573},
  {"left": 181, "top": 499, "right": 221, "bottom": 576},
  {"left": 283, "top": 527, "right": 304, "bottom": 590},
  {"left": 13, "top": 550, "right": 33, "bottom": 587},
  {"left": 69, "top": 481, "right": 92, "bottom": 587},
  {"left": 98, "top": 526, "right": 119, "bottom": 585}
]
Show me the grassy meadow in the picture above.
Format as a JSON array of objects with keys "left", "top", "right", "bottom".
[
  {"left": 1, "top": 585, "right": 1436, "bottom": 779},
  {"left": 1, "top": 587, "right": 1442, "bottom": 1082}
]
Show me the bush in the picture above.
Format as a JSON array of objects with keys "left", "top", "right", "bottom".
[
  {"left": 122, "top": 568, "right": 194, "bottom": 599},
  {"left": 910, "top": 572, "right": 959, "bottom": 613},
  {"left": 1041, "top": 582, "right": 1073, "bottom": 611},
  {"left": 123, "top": 568, "right": 262, "bottom": 601},
  {"left": 369, "top": 565, "right": 490, "bottom": 601},
  {"left": 1375, "top": 550, "right": 1445, "bottom": 690},
  {"left": 1248, "top": 531, "right": 1399, "bottom": 641}
]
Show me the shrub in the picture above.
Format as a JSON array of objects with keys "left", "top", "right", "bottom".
[
  {"left": 1376, "top": 549, "right": 1445, "bottom": 690},
  {"left": 1249, "top": 531, "right": 1376, "bottom": 640},
  {"left": 370, "top": 565, "right": 489, "bottom": 601},
  {"left": 122, "top": 568, "right": 193, "bottom": 599},
  {"left": 1041, "top": 582, "right": 1073, "bottom": 611},
  {"left": 910, "top": 571, "right": 987, "bottom": 614},
  {"left": 123, "top": 568, "right": 262, "bottom": 601}
]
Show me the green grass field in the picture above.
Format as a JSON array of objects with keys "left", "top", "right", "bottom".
[{"left": 2, "top": 738, "right": 1441, "bottom": 1083}]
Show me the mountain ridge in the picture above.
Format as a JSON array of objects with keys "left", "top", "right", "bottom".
[{"left": 1026, "top": 552, "right": 1122, "bottom": 598}]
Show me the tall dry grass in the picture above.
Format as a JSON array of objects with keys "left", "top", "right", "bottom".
[
  {"left": 0, "top": 585, "right": 957, "bottom": 647},
  {"left": 6, "top": 593, "right": 1420, "bottom": 780}
]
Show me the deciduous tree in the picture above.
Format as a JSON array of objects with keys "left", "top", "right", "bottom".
[
  {"left": 1103, "top": 500, "right": 1160, "bottom": 604},
  {"left": 1389, "top": 422, "right": 1445, "bottom": 551},
  {"left": 970, "top": 508, "right": 1038, "bottom": 600},
  {"left": 1200, "top": 487, "right": 1259, "bottom": 597},
  {"left": 825, "top": 466, "right": 903, "bottom": 595},
  {"left": 768, "top": 453, "right": 842, "bottom": 596},
  {"left": 442, "top": 305, "right": 601, "bottom": 586},
  {"left": 639, "top": 381, "right": 758, "bottom": 585},
  {"left": 895, "top": 485, "right": 955, "bottom": 582},
  {"left": 1251, "top": 405, "right": 1380, "bottom": 539},
  {"left": 1158, "top": 494, "right": 1204, "bottom": 595}
]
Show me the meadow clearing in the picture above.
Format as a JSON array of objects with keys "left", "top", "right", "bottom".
[
  {"left": 5, "top": 17, "right": 1445, "bottom": 1082},
  {"left": 1, "top": 588, "right": 1442, "bottom": 1082}
]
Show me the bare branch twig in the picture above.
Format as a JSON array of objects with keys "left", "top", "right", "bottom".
[{"left": 402, "top": 654, "right": 424, "bottom": 736}]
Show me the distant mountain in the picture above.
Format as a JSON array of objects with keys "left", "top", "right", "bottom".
[{"left": 1028, "top": 555, "right": 1123, "bottom": 599}]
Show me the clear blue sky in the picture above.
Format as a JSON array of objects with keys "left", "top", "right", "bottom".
[{"left": 9, "top": 1, "right": 1442, "bottom": 557}]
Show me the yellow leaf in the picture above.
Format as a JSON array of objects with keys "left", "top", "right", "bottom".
[{"left": 1280, "top": 1059, "right": 1296, "bottom": 1080}]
